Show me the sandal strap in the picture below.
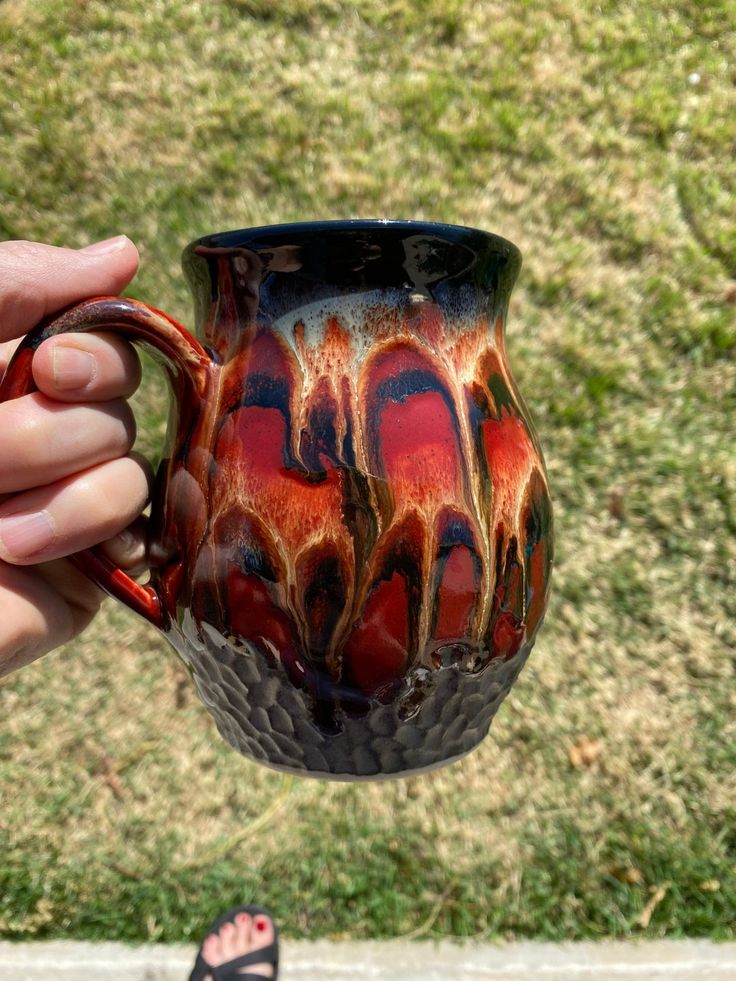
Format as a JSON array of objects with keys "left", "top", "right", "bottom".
[
  {"left": 211, "top": 940, "right": 279, "bottom": 981},
  {"left": 214, "top": 974, "right": 272, "bottom": 981}
]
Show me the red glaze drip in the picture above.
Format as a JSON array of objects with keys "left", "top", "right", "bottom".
[
  {"left": 344, "top": 570, "right": 410, "bottom": 695},
  {"left": 433, "top": 545, "right": 478, "bottom": 641}
]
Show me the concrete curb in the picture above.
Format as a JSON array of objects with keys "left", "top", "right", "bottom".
[{"left": 1, "top": 939, "right": 736, "bottom": 980}]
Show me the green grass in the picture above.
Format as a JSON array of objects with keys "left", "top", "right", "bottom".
[{"left": 1, "top": 0, "right": 735, "bottom": 944}]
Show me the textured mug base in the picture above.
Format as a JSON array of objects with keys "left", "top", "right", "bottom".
[
  {"left": 229, "top": 744, "right": 479, "bottom": 782},
  {"left": 173, "top": 615, "right": 531, "bottom": 780}
]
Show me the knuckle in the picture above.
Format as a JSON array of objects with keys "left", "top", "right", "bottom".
[
  {"left": 77, "top": 457, "right": 148, "bottom": 524},
  {"left": 0, "top": 242, "right": 48, "bottom": 329},
  {"left": 0, "top": 398, "right": 47, "bottom": 468},
  {"left": 0, "top": 239, "right": 37, "bottom": 258},
  {"left": 0, "top": 274, "right": 31, "bottom": 332}
]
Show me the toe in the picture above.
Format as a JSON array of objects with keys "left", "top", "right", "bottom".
[
  {"left": 202, "top": 932, "right": 222, "bottom": 965},
  {"left": 250, "top": 913, "right": 276, "bottom": 977},
  {"left": 219, "top": 921, "right": 238, "bottom": 960},
  {"left": 240, "top": 912, "right": 276, "bottom": 978},
  {"left": 235, "top": 911, "right": 251, "bottom": 928},
  {"left": 253, "top": 913, "right": 275, "bottom": 946},
  {"left": 235, "top": 912, "right": 252, "bottom": 945}
]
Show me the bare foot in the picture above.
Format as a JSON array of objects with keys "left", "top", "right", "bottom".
[{"left": 202, "top": 910, "right": 276, "bottom": 979}]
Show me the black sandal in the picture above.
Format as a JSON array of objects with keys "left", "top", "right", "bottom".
[{"left": 188, "top": 904, "right": 279, "bottom": 981}]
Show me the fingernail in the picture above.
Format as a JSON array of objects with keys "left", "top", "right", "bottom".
[
  {"left": 0, "top": 510, "right": 56, "bottom": 559},
  {"left": 79, "top": 234, "right": 130, "bottom": 256},
  {"left": 52, "top": 346, "right": 97, "bottom": 390}
]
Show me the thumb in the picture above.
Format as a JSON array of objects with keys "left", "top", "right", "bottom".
[{"left": 0, "top": 237, "right": 140, "bottom": 342}]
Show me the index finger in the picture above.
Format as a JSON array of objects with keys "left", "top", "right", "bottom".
[{"left": 0, "top": 237, "right": 140, "bottom": 342}]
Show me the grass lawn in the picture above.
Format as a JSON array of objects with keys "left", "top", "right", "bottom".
[{"left": 0, "top": 0, "right": 734, "bottom": 944}]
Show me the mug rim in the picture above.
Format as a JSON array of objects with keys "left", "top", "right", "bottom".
[{"left": 186, "top": 218, "right": 522, "bottom": 264}]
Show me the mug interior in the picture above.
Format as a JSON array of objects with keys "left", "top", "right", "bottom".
[{"left": 182, "top": 219, "right": 522, "bottom": 323}]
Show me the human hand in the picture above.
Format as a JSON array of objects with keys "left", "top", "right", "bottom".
[{"left": 0, "top": 237, "right": 151, "bottom": 676}]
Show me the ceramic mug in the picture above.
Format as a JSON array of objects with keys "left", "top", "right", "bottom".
[{"left": 0, "top": 221, "right": 553, "bottom": 779}]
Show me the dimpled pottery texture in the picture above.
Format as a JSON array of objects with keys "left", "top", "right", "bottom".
[{"left": 0, "top": 221, "right": 553, "bottom": 779}]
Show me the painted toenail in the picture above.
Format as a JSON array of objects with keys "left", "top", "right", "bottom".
[{"left": 256, "top": 918, "right": 267, "bottom": 932}]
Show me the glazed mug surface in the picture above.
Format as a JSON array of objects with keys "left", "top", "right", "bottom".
[{"left": 0, "top": 221, "right": 553, "bottom": 779}]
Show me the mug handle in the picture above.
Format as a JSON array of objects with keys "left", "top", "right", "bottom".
[{"left": 0, "top": 295, "right": 212, "bottom": 629}]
